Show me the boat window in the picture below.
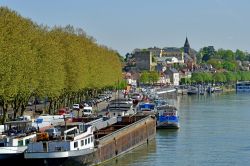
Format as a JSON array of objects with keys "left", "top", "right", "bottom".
[
  {"left": 74, "top": 141, "right": 78, "bottom": 148},
  {"left": 81, "top": 140, "right": 84, "bottom": 146},
  {"left": 25, "top": 139, "right": 30, "bottom": 145},
  {"left": 18, "top": 140, "right": 23, "bottom": 146},
  {"left": 55, "top": 147, "right": 62, "bottom": 151},
  {"left": 88, "top": 138, "right": 90, "bottom": 144},
  {"left": 43, "top": 142, "right": 47, "bottom": 151},
  {"left": 85, "top": 139, "right": 87, "bottom": 145}
]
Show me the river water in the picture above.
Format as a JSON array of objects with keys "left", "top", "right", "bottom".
[{"left": 100, "top": 92, "right": 250, "bottom": 166}]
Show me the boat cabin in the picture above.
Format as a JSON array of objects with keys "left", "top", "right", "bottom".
[
  {"left": 0, "top": 120, "right": 37, "bottom": 147},
  {"left": 107, "top": 99, "right": 134, "bottom": 117}
]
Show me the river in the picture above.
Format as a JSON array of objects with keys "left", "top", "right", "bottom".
[{"left": 100, "top": 92, "right": 250, "bottom": 166}]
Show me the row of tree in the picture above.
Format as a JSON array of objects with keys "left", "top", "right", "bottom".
[
  {"left": 139, "top": 71, "right": 160, "bottom": 85},
  {"left": 0, "top": 7, "right": 122, "bottom": 123},
  {"left": 139, "top": 70, "right": 250, "bottom": 86},
  {"left": 197, "top": 46, "right": 249, "bottom": 63},
  {"left": 196, "top": 46, "right": 250, "bottom": 71},
  {"left": 180, "top": 71, "right": 250, "bottom": 85}
]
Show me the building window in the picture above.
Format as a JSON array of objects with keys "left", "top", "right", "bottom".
[
  {"left": 85, "top": 139, "right": 87, "bottom": 145},
  {"left": 91, "top": 136, "right": 93, "bottom": 142},
  {"left": 88, "top": 138, "right": 90, "bottom": 144}
]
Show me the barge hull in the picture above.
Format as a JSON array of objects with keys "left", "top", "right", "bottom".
[
  {"left": 67, "top": 115, "right": 156, "bottom": 165},
  {"left": 25, "top": 115, "right": 156, "bottom": 166}
]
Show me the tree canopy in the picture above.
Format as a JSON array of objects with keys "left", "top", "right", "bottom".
[{"left": 0, "top": 7, "right": 122, "bottom": 123}]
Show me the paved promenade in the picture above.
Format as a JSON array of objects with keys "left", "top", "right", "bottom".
[{"left": 23, "top": 91, "right": 122, "bottom": 119}]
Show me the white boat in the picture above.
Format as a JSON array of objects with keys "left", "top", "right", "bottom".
[
  {"left": 106, "top": 98, "right": 135, "bottom": 117},
  {"left": 0, "top": 120, "right": 37, "bottom": 160},
  {"left": 25, "top": 122, "right": 95, "bottom": 165},
  {"left": 25, "top": 115, "right": 156, "bottom": 166},
  {"left": 156, "top": 87, "right": 176, "bottom": 94},
  {"left": 236, "top": 81, "right": 250, "bottom": 92},
  {"left": 187, "top": 86, "right": 198, "bottom": 95}
]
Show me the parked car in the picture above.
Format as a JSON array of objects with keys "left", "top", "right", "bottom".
[
  {"left": 45, "top": 128, "right": 61, "bottom": 139},
  {"left": 82, "top": 106, "right": 93, "bottom": 116},
  {"left": 57, "top": 108, "right": 70, "bottom": 115},
  {"left": 82, "top": 99, "right": 97, "bottom": 107},
  {"left": 72, "top": 104, "right": 80, "bottom": 110}
]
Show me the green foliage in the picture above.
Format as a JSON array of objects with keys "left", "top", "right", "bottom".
[
  {"left": 148, "top": 71, "right": 160, "bottom": 84},
  {"left": 201, "top": 46, "right": 216, "bottom": 62},
  {"left": 224, "top": 72, "right": 237, "bottom": 83},
  {"left": 196, "top": 49, "right": 203, "bottom": 64},
  {"left": 116, "top": 80, "right": 127, "bottom": 90},
  {"left": 238, "top": 71, "right": 250, "bottom": 81},
  {"left": 191, "top": 72, "right": 234, "bottom": 84},
  {"left": 222, "top": 61, "right": 237, "bottom": 71},
  {"left": 0, "top": 7, "right": 122, "bottom": 123},
  {"left": 180, "top": 78, "right": 191, "bottom": 85},
  {"left": 201, "top": 72, "right": 212, "bottom": 83},
  {"left": 207, "top": 59, "right": 222, "bottom": 69},
  {"left": 235, "top": 49, "right": 246, "bottom": 61},
  {"left": 220, "top": 49, "right": 235, "bottom": 61},
  {"left": 139, "top": 71, "right": 160, "bottom": 85},
  {"left": 140, "top": 71, "right": 149, "bottom": 84},
  {"left": 236, "top": 71, "right": 242, "bottom": 81},
  {"left": 191, "top": 72, "right": 203, "bottom": 83},
  {"left": 212, "top": 73, "right": 226, "bottom": 83}
]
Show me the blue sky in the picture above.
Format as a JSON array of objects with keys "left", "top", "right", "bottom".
[{"left": 1, "top": 0, "right": 250, "bottom": 56}]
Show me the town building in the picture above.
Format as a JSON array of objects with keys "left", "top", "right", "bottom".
[
  {"left": 134, "top": 50, "right": 156, "bottom": 71},
  {"left": 164, "top": 68, "right": 180, "bottom": 86},
  {"left": 183, "top": 37, "right": 197, "bottom": 70}
]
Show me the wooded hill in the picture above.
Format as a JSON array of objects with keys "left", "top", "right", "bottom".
[{"left": 0, "top": 7, "right": 122, "bottom": 123}]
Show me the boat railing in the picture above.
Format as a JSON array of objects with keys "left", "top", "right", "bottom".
[
  {"left": 64, "top": 127, "right": 78, "bottom": 141},
  {"left": 97, "top": 115, "right": 153, "bottom": 144}
]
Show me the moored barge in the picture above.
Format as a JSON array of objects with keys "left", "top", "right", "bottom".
[
  {"left": 24, "top": 115, "right": 156, "bottom": 165},
  {"left": 236, "top": 81, "right": 250, "bottom": 92}
]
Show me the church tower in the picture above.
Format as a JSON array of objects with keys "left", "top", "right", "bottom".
[{"left": 184, "top": 37, "right": 190, "bottom": 55}]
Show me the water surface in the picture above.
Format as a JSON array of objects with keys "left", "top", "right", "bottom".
[{"left": 101, "top": 93, "right": 250, "bottom": 166}]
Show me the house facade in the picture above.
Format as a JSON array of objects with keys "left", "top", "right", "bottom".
[
  {"left": 134, "top": 50, "right": 156, "bottom": 71},
  {"left": 165, "top": 68, "right": 180, "bottom": 86}
]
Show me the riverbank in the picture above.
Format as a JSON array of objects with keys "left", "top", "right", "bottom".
[{"left": 222, "top": 85, "right": 235, "bottom": 93}]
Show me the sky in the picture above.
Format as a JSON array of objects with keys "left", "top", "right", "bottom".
[{"left": 1, "top": 0, "right": 250, "bottom": 56}]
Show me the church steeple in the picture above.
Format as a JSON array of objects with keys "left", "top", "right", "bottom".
[{"left": 184, "top": 37, "right": 190, "bottom": 54}]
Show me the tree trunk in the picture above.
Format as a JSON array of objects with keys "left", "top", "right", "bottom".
[
  {"left": 53, "top": 101, "right": 57, "bottom": 115},
  {"left": 13, "top": 98, "right": 22, "bottom": 120},
  {"left": 48, "top": 99, "right": 52, "bottom": 115},
  {"left": 20, "top": 104, "right": 26, "bottom": 116},
  {"left": 1, "top": 103, "right": 8, "bottom": 124}
]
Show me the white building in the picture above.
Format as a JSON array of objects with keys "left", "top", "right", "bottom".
[{"left": 165, "top": 68, "right": 180, "bottom": 86}]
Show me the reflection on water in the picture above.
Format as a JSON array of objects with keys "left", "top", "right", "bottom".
[
  {"left": 100, "top": 129, "right": 180, "bottom": 166},
  {"left": 100, "top": 139, "right": 157, "bottom": 166}
]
